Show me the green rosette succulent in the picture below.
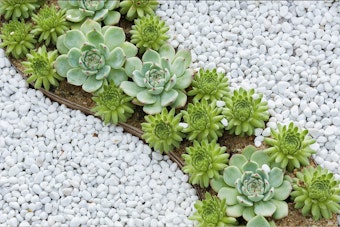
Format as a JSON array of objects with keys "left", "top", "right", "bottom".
[
  {"left": 188, "top": 68, "right": 229, "bottom": 102},
  {"left": 22, "top": 45, "right": 64, "bottom": 91},
  {"left": 130, "top": 15, "right": 169, "bottom": 53},
  {"left": 120, "top": 44, "right": 193, "bottom": 114},
  {"left": 141, "top": 108, "right": 184, "bottom": 153},
  {"left": 223, "top": 88, "right": 269, "bottom": 136},
  {"left": 0, "top": 0, "right": 41, "bottom": 20},
  {"left": 181, "top": 99, "right": 224, "bottom": 141},
  {"left": 182, "top": 140, "right": 229, "bottom": 188},
  {"left": 120, "top": 0, "right": 158, "bottom": 21},
  {"left": 264, "top": 122, "right": 316, "bottom": 172},
  {"left": 54, "top": 19, "right": 138, "bottom": 93},
  {"left": 58, "top": 0, "right": 120, "bottom": 26},
  {"left": 0, "top": 20, "right": 36, "bottom": 59},
  {"left": 189, "top": 192, "right": 238, "bottom": 227},
  {"left": 91, "top": 83, "right": 134, "bottom": 125},
  {"left": 31, "top": 5, "right": 69, "bottom": 46},
  {"left": 291, "top": 166, "right": 340, "bottom": 220},
  {"left": 211, "top": 146, "right": 292, "bottom": 227}
]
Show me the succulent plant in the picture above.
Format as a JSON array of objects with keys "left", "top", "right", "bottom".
[
  {"left": 54, "top": 19, "right": 138, "bottom": 93},
  {"left": 31, "top": 5, "right": 69, "bottom": 46},
  {"left": 182, "top": 140, "right": 229, "bottom": 188},
  {"left": 91, "top": 83, "right": 134, "bottom": 125},
  {"left": 189, "top": 192, "right": 238, "bottom": 227},
  {"left": 141, "top": 108, "right": 184, "bottom": 153},
  {"left": 0, "top": 20, "right": 36, "bottom": 59},
  {"left": 188, "top": 68, "right": 229, "bottom": 102},
  {"left": 181, "top": 99, "right": 224, "bottom": 141},
  {"left": 263, "top": 122, "right": 316, "bottom": 172},
  {"left": 211, "top": 145, "right": 292, "bottom": 226},
  {"left": 0, "top": 0, "right": 41, "bottom": 20},
  {"left": 291, "top": 166, "right": 340, "bottom": 220},
  {"left": 22, "top": 45, "right": 63, "bottom": 91},
  {"left": 120, "top": 0, "right": 158, "bottom": 21},
  {"left": 223, "top": 88, "right": 269, "bottom": 136},
  {"left": 130, "top": 15, "right": 169, "bottom": 53},
  {"left": 58, "top": 0, "right": 121, "bottom": 26},
  {"left": 120, "top": 44, "right": 193, "bottom": 114}
]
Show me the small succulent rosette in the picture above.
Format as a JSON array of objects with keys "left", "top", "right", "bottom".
[
  {"left": 120, "top": 0, "right": 158, "bottom": 21},
  {"left": 54, "top": 19, "right": 138, "bottom": 93},
  {"left": 58, "top": 0, "right": 121, "bottom": 26},
  {"left": 0, "top": 0, "right": 41, "bottom": 20},
  {"left": 291, "top": 166, "right": 340, "bottom": 220},
  {"left": 120, "top": 44, "right": 194, "bottom": 114},
  {"left": 211, "top": 146, "right": 292, "bottom": 227}
]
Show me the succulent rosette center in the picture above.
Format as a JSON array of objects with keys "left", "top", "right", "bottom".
[
  {"left": 142, "top": 24, "right": 159, "bottom": 42},
  {"left": 309, "top": 179, "right": 331, "bottom": 201},
  {"left": 280, "top": 134, "right": 301, "bottom": 155},
  {"left": 101, "top": 89, "right": 121, "bottom": 110},
  {"left": 239, "top": 172, "right": 269, "bottom": 200},
  {"left": 80, "top": 48, "right": 105, "bottom": 71},
  {"left": 81, "top": 0, "right": 105, "bottom": 11},
  {"left": 32, "top": 59, "right": 49, "bottom": 75},
  {"left": 144, "top": 66, "right": 170, "bottom": 93},
  {"left": 192, "top": 149, "right": 211, "bottom": 172},
  {"left": 154, "top": 121, "right": 172, "bottom": 139},
  {"left": 234, "top": 100, "right": 253, "bottom": 121},
  {"left": 135, "top": 0, "right": 149, "bottom": 7},
  {"left": 201, "top": 201, "right": 220, "bottom": 224},
  {"left": 190, "top": 109, "right": 209, "bottom": 131}
]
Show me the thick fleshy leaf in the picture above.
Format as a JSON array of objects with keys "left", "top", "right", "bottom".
[
  {"left": 121, "top": 42, "right": 138, "bottom": 58},
  {"left": 223, "top": 166, "right": 242, "bottom": 187},
  {"left": 93, "top": 9, "right": 108, "bottom": 21},
  {"left": 243, "top": 207, "right": 256, "bottom": 222},
  {"left": 160, "top": 89, "right": 178, "bottom": 106},
  {"left": 65, "top": 9, "right": 87, "bottom": 22},
  {"left": 107, "top": 47, "right": 126, "bottom": 69},
  {"left": 67, "top": 48, "right": 82, "bottom": 68},
  {"left": 67, "top": 68, "right": 87, "bottom": 86},
  {"left": 132, "top": 70, "right": 145, "bottom": 87},
  {"left": 229, "top": 154, "right": 248, "bottom": 170},
  {"left": 87, "top": 29, "right": 104, "bottom": 48},
  {"left": 159, "top": 43, "right": 175, "bottom": 61},
  {"left": 171, "top": 57, "right": 186, "bottom": 77},
  {"left": 254, "top": 201, "right": 276, "bottom": 217},
  {"left": 82, "top": 76, "right": 103, "bottom": 93},
  {"left": 142, "top": 49, "right": 161, "bottom": 65},
  {"left": 243, "top": 145, "right": 257, "bottom": 160},
  {"left": 273, "top": 180, "right": 292, "bottom": 200},
  {"left": 218, "top": 187, "right": 238, "bottom": 205},
  {"left": 242, "top": 161, "right": 259, "bottom": 172},
  {"left": 237, "top": 196, "right": 253, "bottom": 206},
  {"left": 125, "top": 57, "right": 142, "bottom": 77},
  {"left": 174, "top": 69, "right": 194, "bottom": 89},
  {"left": 174, "top": 49, "right": 192, "bottom": 68},
  {"left": 268, "top": 167, "right": 284, "bottom": 187},
  {"left": 143, "top": 98, "right": 162, "bottom": 115},
  {"left": 56, "top": 35, "right": 68, "bottom": 54},
  {"left": 104, "top": 27, "right": 125, "bottom": 50},
  {"left": 246, "top": 215, "right": 271, "bottom": 227},
  {"left": 107, "top": 68, "right": 127, "bottom": 86},
  {"left": 170, "top": 90, "right": 187, "bottom": 108},
  {"left": 65, "top": 30, "right": 86, "bottom": 50},
  {"left": 137, "top": 90, "right": 157, "bottom": 105},
  {"left": 80, "top": 19, "right": 101, "bottom": 35},
  {"left": 104, "top": 11, "right": 121, "bottom": 25},
  {"left": 272, "top": 200, "right": 289, "bottom": 219},
  {"left": 95, "top": 65, "right": 111, "bottom": 80},
  {"left": 226, "top": 204, "right": 244, "bottom": 218},
  {"left": 55, "top": 55, "right": 72, "bottom": 77},
  {"left": 120, "top": 81, "right": 144, "bottom": 97},
  {"left": 250, "top": 151, "right": 270, "bottom": 167},
  {"left": 210, "top": 175, "right": 228, "bottom": 193}
]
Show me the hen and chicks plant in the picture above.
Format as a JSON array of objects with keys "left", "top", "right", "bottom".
[
  {"left": 291, "top": 166, "right": 340, "bottom": 220},
  {"left": 120, "top": 0, "right": 158, "bottom": 21},
  {"left": 0, "top": 0, "right": 41, "bottom": 20},
  {"left": 264, "top": 122, "right": 316, "bottom": 172}
]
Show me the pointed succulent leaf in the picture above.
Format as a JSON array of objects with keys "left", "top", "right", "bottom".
[
  {"left": 159, "top": 43, "right": 175, "bottom": 61},
  {"left": 229, "top": 154, "right": 248, "bottom": 170},
  {"left": 142, "top": 49, "right": 161, "bottom": 64},
  {"left": 160, "top": 89, "right": 178, "bottom": 106},
  {"left": 254, "top": 201, "right": 276, "bottom": 217},
  {"left": 137, "top": 90, "right": 157, "bottom": 104},
  {"left": 67, "top": 68, "right": 87, "bottom": 86},
  {"left": 55, "top": 55, "right": 72, "bottom": 77},
  {"left": 272, "top": 200, "right": 289, "bottom": 219},
  {"left": 121, "top": 42, "right": 138, "bottom": 58},
  {"left": 174, "top": 69, "right": 194, "bottom": 89},
  {"left": 87, "top": 29, "right": 105, "bottom": 47},
  {"left": 64, "top": 30, "right": 86, "bottom": 49},
  {"left": 174, "top": 48, "right": 192, "bottom": 68},
  {"left": 268, "top": 167, "right": 284, "bottom": 188},
  {"left": 226, "top": 204, "right": 244, "bottom": 217},
  {"left": 120, "top": 81, "right": 144, "bottom": 97},
  {"left": 171, "top": 57, "right": 186, "bottom": 77},
  {"left": 125, "top": 57, "right": 142, "bottom": 76},
  {"left": 104, "top": 11, "right": 121, "bottom": 25},
  {"left": 223, "top": 166, "right": 242, "bottom": 187},
  {"left": 218, "top": 187, "right": 238, "bottom": 205},
  {"left": 104, "top": 27, "right": 125, "bottom": 50},
  {"left": 107, "top": 47, "right": 126, "bottom": 69},
  {"left": 143, "top": 98, "right": 162, "bottom": 115},
  {"left": 210, "top": 175, "right": 228, "bottom": 193},
  {"left": 82, "top": 76, "right": 103, "bottom": 93},
  {"left": 247, "top": 215, "right": 271, "bottom": 227},
  {"left": 273, "top": 179, "right": 292, "bottom": 201}
]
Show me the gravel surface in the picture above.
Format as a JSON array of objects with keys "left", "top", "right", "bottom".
[{"left": 1, "top": 1, "right": 340, "bottom": 226}]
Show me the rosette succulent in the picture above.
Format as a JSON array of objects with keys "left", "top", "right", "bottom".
[
  {"left": 22, "top": 46, "right": 64, "bottom": 91},
  {"left": 211, "top": 146, "right": 292, "bottom": 227},
  {"left": 141, "top": 108, "right": 184, "bottom": 153},
  {"left": 130, "top": 15, "right": 169, "bottom": 53},
  {"left": 189, "top": 192, "right": 238, "bottom": 227},
  {"left": 54, "top": 19, "right": 137, "bottom": 93},
  {"left": 58, "top": 0, "right": 120, "bottom": 26},
  {"left": 223, "top": 88, "right": 269, "bottom": 136},
  {"left": 188, "top": 68, "right": 229, "bottom": 102},
  {"left": 91, "top": 83, "right": 134, "bottom": 125},
  {"left": 0, "top": 20, "right": 36, "bottom": 59},
  {"left": 31, "top": 5, "right": 69, "bottom": 46},
  {"left": 120, "top": 0, "right": 158, "bottom": 21},
  {"left": 182, "top": 140, "right": 229, "bottom": 188},
  {"left": 0, "top": 0, "right": 41, "bottom": 20},
  {"left": 120, "top": 44, "right": 193, "bottom": 114},
  {"left": 264, "top": 122, "right": 316, "bottom": 172},
  {"left": 181, "top": 99, "right": 224, "bottom": 141},
  {"left": 291, "top": 166, "right": 340, "bottom": 220}
]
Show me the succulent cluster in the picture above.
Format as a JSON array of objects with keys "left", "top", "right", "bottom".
[
  {"left": 182, "top": 140, "right": 229, "bottom": 188},
  {"left": 55, "top": 19, "right": 137, "bottom": 93},
  {"left": 0, "top": 0, "right": 41, "bottom": 20},
  {"left": 264, "top": 122, "right": 316, "bottom": 172},
  {"left": 141, "top": 108, "right": 184, "bottom": 153},
  {"left": 190, "top": 192, "right": 238, "bottom": 227},
  {"left": 211, "top": 146, "right": 292, "bottom": 227},
  {"left": 188, "top": 68, "right": 229, "bottom": 102},
  {"left": 91, "top": 83, "right": 134, "bottom": 125},
  {"left": 120, "top": 0, "right": 158, "bottom": 21},
  {"left": 223, "top": 88, "right": 269, "bottom": 136},
  {"left": 120, "top": 44, "right": 193, "bottom": 114},
  {"left": 291, "top": 166, "right": 340, "bottom": 220}
]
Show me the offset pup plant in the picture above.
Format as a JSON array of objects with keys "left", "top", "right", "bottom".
[
  {"left": 0, "top": 0, "right": 41, "bottom": 20},
  {"left": 182, "top": 140, "right": 229, "bottom": 188},
  {"left": 264, "top": 122, "right": 316, "bottom": 172},
  {"left": 120, "top": 0, "right": 158, "bottom": 21},
  {"left": 223, "top": 88, "right": 269, "bottom": 136},
  {"left": 291, "top": 166, "right": 340, "bottom": 220},
  {"left": 54, "top": 19, "right": 138, "bottom": 93}
]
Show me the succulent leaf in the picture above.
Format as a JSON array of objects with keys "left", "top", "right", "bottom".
[
  {"left": 120, "top": 0, "right": 158, "bottom": 21},
  {"left": 0, "top": 0, "right": 40, "bottom": 20}
]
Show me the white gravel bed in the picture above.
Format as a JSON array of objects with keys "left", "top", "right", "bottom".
[{"left": 1, "top": 0, "right": 340, "bottom": 226}]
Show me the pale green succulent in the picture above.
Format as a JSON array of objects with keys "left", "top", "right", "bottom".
[
  {"left": 211, "top": 146, "right": 292, "bottom": 227},
  {"left": 130, "top": 15, "right": 169, "bottom": 53},
  {"left": 91, "top": 83, "right": 134, "bottom": 125},
  {"left": 264, "top": 122, "right": 316, "bottom": 172},
  {"left": 58, "top": 0, "right": 120, "bottom": 26},
  {"left": 181, "top": 99, "right": 224, "bottom": 141},
  {"left": 291, "top": 166, "right": 340, "bottom": 220},
  {"left": 141, "top": 108, "right": 184, "bottom": 153},
  {"left": 189, "top": 192, "right": 238, "bottom": 227},
  {"left": 54, "top": 19, "right": 137, "bottom": 93},
  {"left": 182, "top": 140, "right": 229, "bottom": 188},
  {"left": 120, "top": 44, "right": 193, "bottom": 114},
  {"left": 0, "top": 0, "right": 41, "bottom": 20},
  {"left": 188, "top": 68, "right": 229, "bottom": 102},
  {"left": 22, "top": 45, "right": 64, "bottom": 91},
  {"left": 120, "top": 0, "right": 158, "bottom": 21},
  {"left": 223, "top": 88, "right": 269, "bottom": 136}
]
